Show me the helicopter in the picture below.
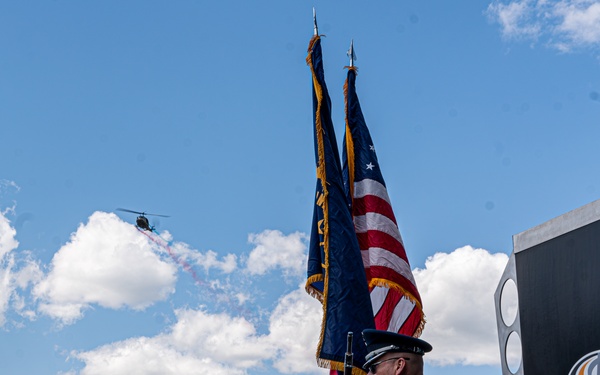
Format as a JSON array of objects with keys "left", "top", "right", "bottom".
[{"left": 117, "top": 208, "right": 169, "bottom": 231}]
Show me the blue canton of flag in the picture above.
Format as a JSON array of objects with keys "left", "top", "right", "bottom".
[{"left": 305, "top": 35, "right": 375, "bottom": 375}]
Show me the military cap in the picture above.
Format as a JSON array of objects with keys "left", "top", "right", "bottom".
[{"left": 362, "top": 329, "right": 432, "bottom": 368}]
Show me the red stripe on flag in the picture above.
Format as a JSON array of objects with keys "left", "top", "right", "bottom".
[
  {"left": 353, "top": 195, "right": 397, "bottom": 225},
  {"left": 373, "top": 287, "right": 402, "bottom": 329},
  {"left": 396, "top": 306, "right": 424, "bottom": 336},
  {"left": 356, "top": 231, "right": 408, "bottom": 260}
]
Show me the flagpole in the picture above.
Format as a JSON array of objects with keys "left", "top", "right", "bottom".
[{"left": 313, "top": 7, "right": 318, "bottom": 36}]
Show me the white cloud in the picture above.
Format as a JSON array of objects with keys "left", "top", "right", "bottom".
[
  {"left": 0, "top": 210, "right": 42, "bottom": 327},
  {"left": 487, "top": 0, "right": 541, "bottom": 40},
  {"left": 11, "top": 255, "right": 43, "bottom": 321},
  {"left": 0, "top": 211, "right": 19, "bottom": 326},
  {"left": 487, "top": 0, "right": 600, "bottom": 52},
  {"left": 71, "top": 284, "right": 328, "bottom": 375},
  {"left": 268, "top": 286, "right": 329, "bottom": 374},
  {"left": 0, "top": 258, "right": 14, "bottom": 327},
  {"left": 554, "top": 1, "right": 600, "bottom": 49},
  {"left": 0, "top": 209, "right": 18, "bottom": 260},
  {"left": 0, "top": 179, "right": 20, "bottom": 195},
  {"left": 245, "top": 230, "right": 308, "bottom": 276},
  {"left": 74, "top": 335, "right": 245, "bottom": 375},
  {"left": 68, "top": 239, "right": 510, "bottom": 373},
  {"left": 169, "top": 309, "right": 273, "bottom": 367},
  {"left": 33, "top": 211, "right": 177, "bottom": 324},
  {"left": 170, "top": 241, "right": 238, "bottom": 274},
  {"left": 415, "top": 246, "right": 509, "bottom": 366},
  {"left": 6, "top": 205, "right": 509, "bottom": 374}
]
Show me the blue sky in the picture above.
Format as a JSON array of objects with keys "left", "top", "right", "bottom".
[{"left": 1, "top": 1, "right": 599, "bottom": 374}]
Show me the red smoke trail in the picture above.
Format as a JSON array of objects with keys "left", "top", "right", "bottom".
[
  {"left": 137, "top": 228, "right": 202, "bottom": 285},
  {"left": 136, "top": 227, "right": 255, "bottom": 319}
]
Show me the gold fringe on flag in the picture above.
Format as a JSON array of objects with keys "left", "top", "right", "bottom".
[{"left": 370, "top": 278, "right": 426, "bottom": 337}]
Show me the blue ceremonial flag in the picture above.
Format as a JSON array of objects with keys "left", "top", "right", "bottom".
[
  {"left": 305, "top": 35, "right": 375, "bottom": 374},
  {"left": 343, "top": 66, "right": 425, "bottom": 337}
]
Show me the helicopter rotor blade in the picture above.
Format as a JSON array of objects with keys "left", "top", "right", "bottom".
[
  {"left": 145, "top": 213, "right": 170, "bottom": 218},
  {"left": 116, "top": 208, "right": 169, "bottom": 217},
  {"left": 116, "top": 208, "right": 145, "bottom": 215}
]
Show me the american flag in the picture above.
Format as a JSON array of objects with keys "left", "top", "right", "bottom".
[{"left": 343, "top": 66, "right": 425, "bottom": 337}]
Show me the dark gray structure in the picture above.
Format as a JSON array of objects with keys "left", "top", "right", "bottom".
[{"left": 495, "top": 200, "right": 600, "bottom": 374}]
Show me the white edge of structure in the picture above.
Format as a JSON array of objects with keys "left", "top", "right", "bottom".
[{"left": 513, "top": 199, "right": 600, "bottom": 253}]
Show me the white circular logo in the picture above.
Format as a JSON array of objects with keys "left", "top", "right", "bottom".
[{"left": 569, "top": 350, "right": 600, "bottom": 375}]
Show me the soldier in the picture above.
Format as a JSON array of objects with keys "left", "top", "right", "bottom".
[{"left": 362, "top": 329, "right": 432, "bottom": 375}]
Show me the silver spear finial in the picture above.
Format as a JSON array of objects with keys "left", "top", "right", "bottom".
[
  {"left": 313, "top": 8, "right": 318, "bottom": 36},
  {"left": 347, "top": 39, "right": 356, "bottom": 67}
]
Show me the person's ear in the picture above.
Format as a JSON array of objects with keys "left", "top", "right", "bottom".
[{"left": 395, "top": 358, "right": 407, "bottom": 375}]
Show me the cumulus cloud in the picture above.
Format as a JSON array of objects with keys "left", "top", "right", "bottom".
[
  {"left": 33, "top": 211, "right": 177, "bottom": 324},
  {"left": 268, "top": 286, "right": 329, "bottom": 374},
  {"left": 71, "top": 284, "right": 328, "bottom": 375},
  {"left": 0, "top": 210, "right": 20, "bottom": 326},
  {"left": 9, "top": 254, "right": 43, "bottom": 321},
  {"left": 487, "top": 0, "right": 542, "bottom": 40},
  {"left": 170, "top": 309, "right": 273, "bottom": 367},
  {"left": 0, "top": 208, "right": 18, "bottom": 260},
  {"left": 0, "top": 210, "right": 42, "bottom": 327},
  {"left": 73, "top": 335, "right": 245, "bottom": 375},
  {"left": 169, "top": 241, "right": 237, "bottom": 274},
  {"left": 67, "top": 239, "right": 510, "bottom": 373},
  {"left": 4, "top": 201, "right": 509, "bottom": 374},
  {"left": 554, "top": 0, "right": 600, "bottom": 50},
  {"left": 246, "top": 230, "right": 308, "bottom": 277},
  {"left": 486, "top": 0, "right": 600, "bottom": 52},
  {"left": 0, "top": 179, "right": 20, "bottom": 195},
  {"left": 415, "top": 246, "right": 509, "bottom": 366},
  {"left": 0, "top": 257, "right": 14, "bottom": 327}
]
